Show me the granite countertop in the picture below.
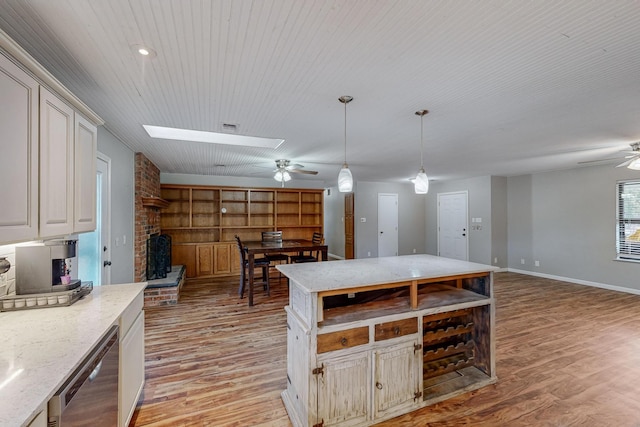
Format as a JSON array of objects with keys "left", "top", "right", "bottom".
[
  {"left": 277, "top": 254, "right": 498, "bottom": 293},
  {"left": 0, "top": 282, "right": 146, "bottom": 427}
]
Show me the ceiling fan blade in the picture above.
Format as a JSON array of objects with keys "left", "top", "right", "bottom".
[
  {"left": 288, "top": 168, "right": 318, "bottom": 175},
  {"left": 616, "top": 157, "right": 636, "bottom": 168},
  {"left": 577, "top": 157, "right": 622, "bottom": 165},
  {"left": 286, "top": 163, "right": 305, "bottom": 169}
]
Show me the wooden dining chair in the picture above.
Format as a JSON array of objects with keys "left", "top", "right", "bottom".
[
  {"left": 290, "top": 232, "right": 324, "bottom": 263},
  {"left": 262, "top": 231, "right": 289, "bottom": 280},
  {"left": 235, "top": 235, "right": 270, "bottom": 298}
]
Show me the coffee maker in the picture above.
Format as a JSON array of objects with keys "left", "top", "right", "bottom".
[{"left": 16, "top": 240, "right": 81, "bottom": 295}]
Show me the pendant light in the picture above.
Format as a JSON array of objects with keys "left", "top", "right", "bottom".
[
  {"left": 338, "top": 96, "right": 354, "bottom": 192},
  {"left": 414, "top": 109, "right": 429, "bottom": 194}
]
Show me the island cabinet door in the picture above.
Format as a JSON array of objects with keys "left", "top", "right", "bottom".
[
  {"left": 316, "top": 350, "right": 370, "bottom": 427},
  {"left": 373, "top": 340, "right": 421, "bottom": 420}
]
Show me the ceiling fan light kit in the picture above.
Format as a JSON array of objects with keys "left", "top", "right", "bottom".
[
  {"left": 414, "top": 109, "right": 430, "bottom": 194},
  {"left": 338, "top": 96, "right": 354, "bottom": 192}
]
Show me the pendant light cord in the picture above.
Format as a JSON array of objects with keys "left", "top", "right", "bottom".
[
  {"left": 420, "top": 114, "right": 424, "bottom": 168},
  {"left": 344, "top": 100, "right": 347, "bottom": 163}
]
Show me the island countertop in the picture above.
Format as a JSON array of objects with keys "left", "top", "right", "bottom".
[
  {"left": 0, "top": 282, "right": 146, "bottom": 427},
  {"left": 277, "top": 254, "right": 498, "bottom": 294}
]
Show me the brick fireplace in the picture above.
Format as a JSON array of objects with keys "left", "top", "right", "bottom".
[{"left": 134, "top": 152, "right": 162, "bottom": 283}]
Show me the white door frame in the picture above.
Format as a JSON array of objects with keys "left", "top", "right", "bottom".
[
  {"left": 98, "top": 152, "right": 112, "bottom": 285},
  {"left": 437, "top": 191, "right": 469, "bottom": 261},
  {"left": 378, "top": 193, "right": 398, "bottom": 257}
]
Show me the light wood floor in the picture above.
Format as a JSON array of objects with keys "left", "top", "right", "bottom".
[{"left": 130, "top": 272, "right": 640, "bottom": 427}]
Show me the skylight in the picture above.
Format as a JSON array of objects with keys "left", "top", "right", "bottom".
[{"left": 143, "top": 125, "right": 285, "bottom": 149}]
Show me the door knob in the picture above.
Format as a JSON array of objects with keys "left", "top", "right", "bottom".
[{"left": 103, "top": 261, "right": 112, "bottom": 267}]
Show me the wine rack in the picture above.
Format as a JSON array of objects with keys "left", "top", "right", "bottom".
[{"left": 422, "top": 309, "right": 475, "bottom": 381}]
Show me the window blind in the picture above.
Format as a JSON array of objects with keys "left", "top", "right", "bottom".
[{"left": 617, "top": 180, "right": 640, "bottom": 260}]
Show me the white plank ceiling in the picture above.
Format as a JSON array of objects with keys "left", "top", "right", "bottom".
[{"left": 1, "top": 0, "right": 640, "bottom": 185}]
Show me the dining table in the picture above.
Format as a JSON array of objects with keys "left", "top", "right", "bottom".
[{"left": 243, "top": 239, "right": 328, "bottom": 306}]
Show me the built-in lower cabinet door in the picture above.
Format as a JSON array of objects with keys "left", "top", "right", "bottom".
[
  {"left": 120, "top": 310, "right": 145, "bottom": 427},
  {"left": 373, "top": 340, "right": 421, "bottom": 420},
  {"left": 316, "top": 350, "right": 370, "bottom": 426}
]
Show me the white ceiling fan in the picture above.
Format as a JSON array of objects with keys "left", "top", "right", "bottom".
[
  {"left": 615, "top": 142, "right": 640, "bottom": 170},
  {"left": 273, "top": 159, "right": 318, "bottom": 186}
]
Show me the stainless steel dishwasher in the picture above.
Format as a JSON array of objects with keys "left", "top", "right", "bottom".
[{"left": 48, "top": 326, "right": 119, "bottom": 426}]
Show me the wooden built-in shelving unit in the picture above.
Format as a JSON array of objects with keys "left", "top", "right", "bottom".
[{"left": 159, "top": 184, "right": 323, "bottom": 278}]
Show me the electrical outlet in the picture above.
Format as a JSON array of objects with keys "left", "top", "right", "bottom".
[
  {"left": 360, "top": 217, "right": 366, "bottom": 223},
  {"left": 367, "top": 251, "right": 371, "bottom": 257},
  {"left": 494, "top": 257, "right": 498, "bottom": 264},
  {"left": 535, "top": 260, "right": 540, "bottom": 267},
  {"left": 413, "top": 248, "right": 416, "bottom": 253},
  {"left": 123, "top": 235, "right": 126, "bottom": 245},
  {"left": 521, "top": 258, "right": 525, "bottom": 265}
]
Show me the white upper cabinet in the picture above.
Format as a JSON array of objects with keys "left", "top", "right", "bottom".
[
  {"left": 74, "top": 114, "right": 97, "bottom": 233},
  {"left": 0, "top": 31, "right": 103, "bottom": 245},
  {"left": 39, "top": 87, "right": 75, "bottom": 238},
  {"left": 0, "top": 54, "right": 39, "bottom": 243}
]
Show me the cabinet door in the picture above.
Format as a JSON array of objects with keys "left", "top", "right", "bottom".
[
  {"left": 120, "top": 310, "right": 145, "bottom": 427},
  {"left": 74, "top": 114, "right": 97, "bottom": 233},
  {"left": 0, "top": 54, "right": 39, "bottom": 243},
  {"left": 213, "top": 243, "right": 231, "bottom": 274},
  {"left": 373, "top": 340, "right": 421, "bottom": 420},
  {"left": 196, "top": 244, "right": 214, "bottom": 277},
  {"left": 40, "top": 87, "right": 74, "bottom": 237},
  {"left": 317, "top": 351, "right": 370, "bottom": 426}
]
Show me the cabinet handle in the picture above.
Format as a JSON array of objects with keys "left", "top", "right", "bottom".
[
  {"left": 393, "top": 326, "right": 401, "bottom": 335},
  {"left": 376, "top": 382, "right": 383, "bottom": 390},
  {"left": 340, "top": 337, "right": 348, "bottom": 346}
]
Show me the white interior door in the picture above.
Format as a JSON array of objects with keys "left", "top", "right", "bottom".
[
  {"left": 378, "top": 193, "right": 398, "bottom": 257},
  {"left": 437, "top": 191, "right": 468, "bottom": 261},
  {"left": 78, "top": 153, "right": 111, "bottom": 285}
]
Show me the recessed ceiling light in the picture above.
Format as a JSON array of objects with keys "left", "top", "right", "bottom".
[
  {"left": 131, "top": 44, "right": 157, "bottom": 58},
  {"left": 142, "top": 125, "right": 285, "bottom": 149}
]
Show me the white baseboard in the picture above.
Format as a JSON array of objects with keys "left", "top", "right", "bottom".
[
  {"left": 328, "top": 253, "right": 344, "bottom": 260},
  {"left": 506, "top": 268, "right": 640, "bottom": 296}
]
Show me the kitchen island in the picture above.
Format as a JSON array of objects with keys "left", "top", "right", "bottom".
[
  {"left": 277, "top": 254, "right": 498, "bottom": 427},
  {"left": 0, "top": 282, "right": 146, "bottom": 427}
]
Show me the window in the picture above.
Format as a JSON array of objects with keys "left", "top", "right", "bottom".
[{"left": 617, "top": 180, "right": 640, "bottom": 260}]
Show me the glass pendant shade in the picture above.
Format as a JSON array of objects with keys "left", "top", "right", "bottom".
[
  {"left": 274, "top": 170, "right": 291, "bottom": 182},
  {"left": 414, "top": 168, "right": 429, "bottom": 194},
  {"left": 628, "top": 158, "right": 640, "bottom": 170},
  {"left": 338, "top": 164, "right": 353, "bottom": 192}
]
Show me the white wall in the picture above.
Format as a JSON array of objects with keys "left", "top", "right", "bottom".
[
  {"left": 354, "top": 181, "right": 427, "bottom": 259},
  {"left": 507, "top": 164, "right": 640, "bottom": 290}
]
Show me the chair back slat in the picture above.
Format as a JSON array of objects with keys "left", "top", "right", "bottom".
[
  {"left": 312, "top": 232, "right": 323, "bottom": 245},
  {"left": 262, "top": 231, "right": 283, "bottom": 243}
]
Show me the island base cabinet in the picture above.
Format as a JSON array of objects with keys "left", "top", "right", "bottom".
[{"left": 119, "top": 305, "right": 145, "bottom": 427}]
